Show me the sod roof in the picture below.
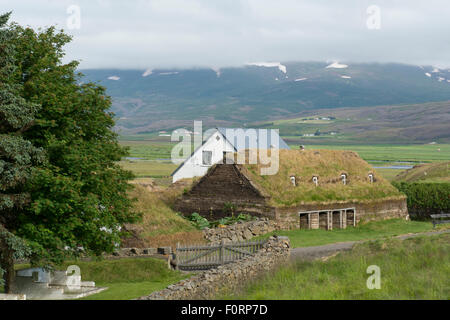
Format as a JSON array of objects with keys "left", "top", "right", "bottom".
[{"left": 239, "top": 149, "right": 404, "bottom": 207}]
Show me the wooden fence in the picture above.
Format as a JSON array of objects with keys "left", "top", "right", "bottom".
[{"left": 174, "top": 239, "right": 267, "bottom": 271}]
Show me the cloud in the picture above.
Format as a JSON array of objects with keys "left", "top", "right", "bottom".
[{"left": 3, "top": 0, "right": 450, "bottom": 69}]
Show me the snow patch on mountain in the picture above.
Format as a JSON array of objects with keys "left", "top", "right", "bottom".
[
  {"left": 247, "top": 62, "right": 287, "bottom": 74},
  {"left": 326, "top": 62, "right": 348, "bottom": 69},
  {"left": 107, "top": 76, "right": 120, "bottom": 81},
  {"left": 159, "top": 72, "right": 179, "bottom": 76},
  {"left": 142, "top": 69, "right": 153, "bottom": 77},
  {"left": 211, "top": 67, "right": 221, "bottom": 77}
]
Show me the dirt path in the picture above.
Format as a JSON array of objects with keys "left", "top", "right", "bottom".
[{"left": 290, "top": 229, "right": 450, "bottom": 262}]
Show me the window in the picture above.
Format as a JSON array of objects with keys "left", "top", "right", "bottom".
[
  {"left": 290, "top": 175, "right": 296, "bottom": 186},
  {"left": 312, "top": 176, "right": 319, "bottom": 186},
  {"left": 341, "top": 173, "right": 347, "bottom": 185},
  {"left": 202, "top": 150, "right": 212, "bottom": 165}
]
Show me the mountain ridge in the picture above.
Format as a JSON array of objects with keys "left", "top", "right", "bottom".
[{"left": 79, "top": 61, "right": 450, "bottom": 134}]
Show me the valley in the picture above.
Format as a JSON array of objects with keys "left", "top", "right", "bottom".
[{"left": 81, "top": 62, "right": 450, "bottom": 137}]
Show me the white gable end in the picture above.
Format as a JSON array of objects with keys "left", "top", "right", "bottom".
[{"left": 172, "top": 130, "right": 235, "bottom": 183}]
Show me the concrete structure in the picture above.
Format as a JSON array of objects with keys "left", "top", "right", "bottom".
[
  {"left": 14, "top": 267, "right": 106, "bottom": 300},
  {"left": 171, "top": 128, "right": 290, "bottom": 183}
]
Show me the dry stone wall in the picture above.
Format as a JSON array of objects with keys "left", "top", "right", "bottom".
[
  {"left": 203, "top": 218, "right": 278, "bottom": 244},
  {"left": 138, "top": 236, "right": 290, "bottom": 300}
]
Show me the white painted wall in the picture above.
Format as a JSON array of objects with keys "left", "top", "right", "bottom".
[{"left": 172, "top": 130, "right": 235, "bottom": 183}]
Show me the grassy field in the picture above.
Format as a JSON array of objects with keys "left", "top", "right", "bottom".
[
  {"left": 120, "top": 140, "right": 174, "bottom": 160},
  {"left": 119, "top": 160, "right": 177, "bottom": 178},
  {"left": 373, "top": 168, "right": 404, "bottom": 181},
  {"left": 296, "top": 144, "right": 450, "bottom": 162},
  {"left": 256, "top": 219, "right": 441, "bottom": 248},
  {"left": 224, "top": 233, "right": 450, "bottom": 300},
  {"left": 118, "top": 137, "right": 450, "bottom": 182}
]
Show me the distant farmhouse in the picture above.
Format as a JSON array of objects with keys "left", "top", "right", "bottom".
[
  {"left": 171, "top": 128, "right": 290, "bottom": 183},
  {"left": 174, "top": 149, "right": 408, "bottom": 230}
]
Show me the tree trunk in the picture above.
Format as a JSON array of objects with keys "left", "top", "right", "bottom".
[{"left": 0, "top": 240, "right": 16, "bottom": 294}]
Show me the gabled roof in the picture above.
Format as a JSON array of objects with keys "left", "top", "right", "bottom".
[
  {"left": 171, "top": 127, "right": 290, "bottom": 177},
  {"left": 217, "top": 128, "right": 290, "bottom": 151}
]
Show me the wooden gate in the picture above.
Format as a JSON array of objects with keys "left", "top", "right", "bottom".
[{"left": 174, "top": 239, "right": 267, "bottom": 271}]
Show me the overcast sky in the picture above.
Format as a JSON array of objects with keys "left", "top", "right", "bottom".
[{"left": 3, "top": 0, "right": 450, "bottom": 69}]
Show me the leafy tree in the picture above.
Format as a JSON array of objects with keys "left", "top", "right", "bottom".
[
  {"left": 1, "top": 14, "right": 141, "bottom": 292},
  {"left": 0, "top": 12, "right": 43, "bottom": 293}
]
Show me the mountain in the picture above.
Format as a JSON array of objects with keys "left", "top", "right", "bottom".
[
  {"left": 80, "top": 62, "right": 450, "bottom": 134},
  {"left": 251, "top": 101, "right": 450, "bottom": 144}
]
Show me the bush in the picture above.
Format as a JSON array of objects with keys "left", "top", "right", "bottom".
[
  {"left": 188, "top": 213, "right": 256, "bottom": 230},
  {"left": 188, "top": 213, "right": 211, "bottom": 230},
  {"left": 393, "top": 182, "right": 450, "bottom": 218}
]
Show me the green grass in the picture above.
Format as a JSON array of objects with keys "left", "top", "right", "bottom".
[
  {"left": 373, "top": 168, "right": 404, "bottom": 181},
  {"left": 118, "top": 137, "right": 449, "bottom": 182},
  {"left": 394, "top": 161, "right": 450, "bottom": 183},
  {"left": 119, "top": 160, "right": 177, "bottom": 178},
  {"left": 256, "top": 219, "right": 440, "bottom": 248},
  {"left": 224, "top": 233, "right": 450, "bottom": 300},
  {"left": 297, "top": 144, "right": 450, "bottom": 162},
  {"left": 57, "top": 258, "right": 188, "bottom": 300},
  {"left": 120, "top": 140, "right": 174, "bottom": 160}
]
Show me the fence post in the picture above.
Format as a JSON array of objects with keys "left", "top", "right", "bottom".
[
  {"left": 175, "top": 242, "right": 179, "bottom": 270},
  {"left": 219, "top": 240, "right": 224, "bottom": 265}
]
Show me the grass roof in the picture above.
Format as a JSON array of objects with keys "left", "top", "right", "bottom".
[{"left": 239, "top": 149, "right": 404, "bottom": 207}]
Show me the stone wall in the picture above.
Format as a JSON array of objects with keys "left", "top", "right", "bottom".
[
  {"left": 138, "top": 236, "right": 290, "bottom": 300},
  {"left": 203, "top": 218, "right": 278, "bottom": 244}
]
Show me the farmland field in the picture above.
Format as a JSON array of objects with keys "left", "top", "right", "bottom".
[{"left": 118, "top": 136, "right": 450, "bottom": 181}]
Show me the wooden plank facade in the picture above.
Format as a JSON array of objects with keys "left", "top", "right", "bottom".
[{"left": 299, "top": 208, "right": 356, "bottom": 230}]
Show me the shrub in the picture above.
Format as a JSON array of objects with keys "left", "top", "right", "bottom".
[
  {"left": 188, "top": 213, "right": 211, "bottom": 230},
  {"left": 188, "top": 213, "right": 256, "bottom": 230},
  {"left": 393, "top": 182, "right": 450, "bottom": 218}
]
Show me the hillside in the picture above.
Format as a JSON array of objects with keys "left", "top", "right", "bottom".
[
  {"left": 123, "top": 184, "right": 204, "bottom": 248},
  {"left": 252, "top": 101, "right": 450, "bottom": 144},
  {"left": 80, "top": 62, "right": 450, "bottom": 135},
  {"left": 394, "top": 161, "right": 450, "bottom": 183}
]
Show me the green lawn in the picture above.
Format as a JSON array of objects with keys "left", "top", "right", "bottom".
[
  {"left": 257, "top": 219, "right": 441, "bottom": 248},
  {"left": 224, "top": 233, "right": 450, "bottom": 300},
  {"left": 58, "top": 257, "right": 188, "bottom": 300}
]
